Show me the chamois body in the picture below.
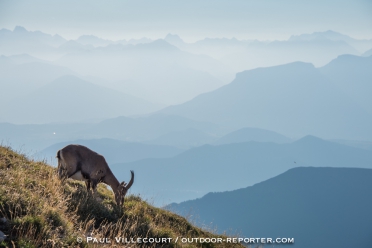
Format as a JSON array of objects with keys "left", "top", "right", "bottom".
[{"left": 57, "top": 144, "right": 134, "bottom": 205}]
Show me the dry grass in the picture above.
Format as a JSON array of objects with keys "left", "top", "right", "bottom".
[{"left": 0, "top": 145, "right": 244, "bottom": 248}]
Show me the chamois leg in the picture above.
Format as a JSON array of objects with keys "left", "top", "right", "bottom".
[
  {"left": 85, "top": 180, "right": 91, "bottom": 192},
  {"left": 91, "top": 179, "right": 102, "bottom": 202}
]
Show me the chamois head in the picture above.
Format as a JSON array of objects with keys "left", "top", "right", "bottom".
[{"left": 115, "top": 170, "right": 135, "bottom": 206}]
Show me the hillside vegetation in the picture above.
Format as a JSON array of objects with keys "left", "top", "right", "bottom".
[{"left": 0, "top": 145, "right": 243, "bottom": 248}]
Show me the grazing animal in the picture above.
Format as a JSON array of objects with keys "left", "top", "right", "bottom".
[{"left": 56, "top": 144, "right": 134, "bottom": 205}]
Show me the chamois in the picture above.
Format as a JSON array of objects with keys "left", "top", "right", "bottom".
[{"left": 56, "top": 144, "right": 134, "bottom": 206}]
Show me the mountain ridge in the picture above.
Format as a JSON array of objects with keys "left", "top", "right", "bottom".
[
  {"left": 111, "top": 136, "right": 372, "bottom": 205},
  {"left": 160, "top": 60, "right": 372, "bottom": 140},
  {"left": 1, "top": 75, "right": 163, "bottom": 124},
  {"left": 168, "top": 167, "right": 372, "bottom": 248}
]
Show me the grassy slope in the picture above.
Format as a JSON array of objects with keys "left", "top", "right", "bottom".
[{"left": 0, "top": 146, "right": 243, "bottom": 248}]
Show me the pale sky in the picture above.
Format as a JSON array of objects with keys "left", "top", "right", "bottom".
[{"left": 0, "top": 0, "right": 371, "bottom": 41}]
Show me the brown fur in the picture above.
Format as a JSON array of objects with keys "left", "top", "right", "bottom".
[{"left": 57, "top": 144, "right": 134, "bottom": 205}]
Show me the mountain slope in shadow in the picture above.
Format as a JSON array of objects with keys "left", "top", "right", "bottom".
[{"left": 168, "top": 167, "right": 372, "bottom": 248}]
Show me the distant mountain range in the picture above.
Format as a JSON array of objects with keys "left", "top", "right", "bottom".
[
  {"left": 289, "top": 30, "right": 372, "bottom": 52},
  {"left": 213, "top": 127, "right": 292, "bottom": 145},
  {"left": 2, "top": 27, "right": 371, "bottom": 106},
  {"left": 7, "top": 53, "right": 46, "bottom": 64},
  {"left": 75, "top": 35, "right": 114, "bottom": 47},
  {"left": 54, "top": 39, "right": 232, "bottom": 105},
  {"left": 1, "top": 75, "right": 163, "bottom": 124},
  {"left": 165, "top": 30, "right": 372, "bottom": 71},
  {"left": 144, "top": 128, "right": 218, "bottom": 149},
  {"left": 222, "top": 37, "right": 359, "bottom": 71},
  {"left": 0, "top": 26, "right": 66, "bottom": 60},
  {"left": 160, "top": 56, "right": 372, "bottom": 141},
  {"left": 0, "top": 114, "right": 228, "bottom": 151},
  {"left": 87, "top": 114, "right": 229, "bottom": 141},
  {"left": 363, "top": 48, "right": 372, "bottom": 57},
  {"left": 168, "top": 167, "right": 372, "bottom": 248},
  {"left": 331, "top": 139, "right": 372, "bottom": 151},
  {"left": 57, "top": 40, "right": 93, "bottom": 53},
  {"left": 111, "top": 136, "right": 372, "bottom": 205},
  {"left": 0, "top": 58, "right": 77, "bottom": 105},
  {"left": 2, "top": 26, "right": 372, "bottom": 155},
  {"left": 76, "top": 35, "right": 154, "bottom": 47},
  {"left": 0, "top": 114, "right": 297, "bottom": 156},
  {"left": 144, "top": 127, "right": 292, "bottom": 149},
  {"left": 319, "top": 54, "right": 372, "bottom": 115},
  {"left": 2, "top": 26, "right": 66, "bottom": 47},
  {"left": 0, "top": 26, "right": 234, "bottom": 105},
  {"left": 36, "top": 138, "right": 183, "bottom": 166}
]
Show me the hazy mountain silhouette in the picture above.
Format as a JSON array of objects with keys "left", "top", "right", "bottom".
[
  {"left": 7, "top": 53, "right": 46, "bottom": 64},
  {"left": 164, "top": 33, "right": 186, "bottom": 48},
  {"left": 0, "top": 59, "right": 78, "bottom": 105},
  {"left": 196, "top": 37, "right": 247, "bottom": 47},
  {"left": 168, "top": 167, "right": 372, "bottom": 248},
  {"left": 75, "top": 35, "right": 114, "bottom": 47},
  {"left": 0, "top": 122, "right": 92, "bottom": 151},
  {"left": 289, "top": 30, "right": 353, "bottom": 42},
  {"left": 55, "top": 39, "right": 233, "bottom": 104},
  {"left": 320, "top": 54, "right": 372, "bottom": 114},
  {"left": 57, "top": 40, "right": 93, "bottom": 53},
  {"left": 1, "top": 75, "right": 163, "bottom": 124},
  {"left": 4, "top": 27, "right": 366, "bottom": 107},
  {"left": 123, "top": 37, "right": 153, "bottom": 45},
  {"left": 289, "top": 30, "right": 372, "bottom": 52},
  {"left": 133, "top": 39, "right": 179, "bottom": 51},
  {"left": 0, "top": 114, "right": 228, "bottom": 151},
  {"left": 145, "top": 128, "right": 218, "bottom": 149},
  {"left": 0, "top": 26, "right": 66, "bottom": 59},
  {"left": 0, "top": 55, "right": 13, "bottom": 64},
  {"left": 170, "top": 37, "right": 251, "bottom": 61},
  {"left": 36, "top": 138, "right": 183, "bottom": 165},
  {"left": 331, "top": 139, "right": 372, "bottom": 152},
  {"left": 222, "top": 37, "right": 359, "bottom": 72},
  {"left": 362, "top": 48, "right": 372, "bottom": 57},
  {"left": 111, "top": 136, "right": 372, "bottom": 205},
  {"left": 168, "top": 30, "right": 366, "bottom": 71},
  {"left": 1, "top": 27, "right": 369, "bottom": 91},
  {"left": 87, "top": 114, "right": 229, "bottom": 142},
  {"left": 160, "top": 61, "right": 372, "bottom": 141},
  {"left": 214, "top": 127, "right": 291, "bottom": 145}
]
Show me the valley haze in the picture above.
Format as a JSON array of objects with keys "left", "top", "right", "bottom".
[{"left": 1, "top": 1, "right": 372, "bottom": 247}]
